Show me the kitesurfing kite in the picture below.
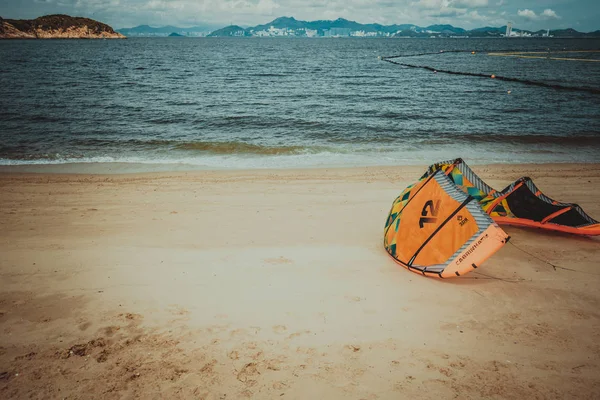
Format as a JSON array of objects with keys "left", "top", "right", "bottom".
[
  {"left": 384, "top": 158, "right": 600, "bottom": 278},
  {"left": 422, "top": 158, "right": 600, "bottom": 236},
  {"left": 384, "top": 169, "right": 510, "bottom": 278}
]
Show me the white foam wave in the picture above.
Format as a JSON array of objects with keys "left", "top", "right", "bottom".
[{"left": 0, "top": 143, "right": 598, "bottom": 171}]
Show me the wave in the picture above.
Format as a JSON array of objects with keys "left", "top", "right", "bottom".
[
  {"left": 60, "top": 138, "right": 333, "bottom": 156},
  {"left": 417, "top": 133, "right": 600, "bottom": 146},
  {"left": 320, "top": 132, "right": 600, "bottom": 147},
  {"left": 3, "top": 133, "right": 599, "bottom": 165},
  {"left": 173, "top": 141, "right": 329, "bottom": 155},
  {"left": 0, "top": 152, "right": 89, "bottom": 162}
]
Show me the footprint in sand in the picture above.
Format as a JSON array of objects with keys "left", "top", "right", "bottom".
[
  {"left": 273, "top": 381, "right": 288, "bottom": 390},
  {"left": 345, "top": 344, "right": 361, "bottom": 353},
  {"left": 230, "top": 328, "right": 247, "bottom": 337},
  {"left": 287, "top": 330, "right": 311, "bottom": 339},
  {"left": 237, "top": 362, "right": 260, "bottom": 383},
  {"left": 570, "top": 309, "right": 590, "bottom": 320},
  {"left": 118, "top": 312, "right": 143, "bottom": 322},
  {"left": 102, "top": 325, "right": 121, "bottom": 336},
  {"left": 273, "top": 325, "right": 288, "bottom": 334},
  {"left": 78, "top": 321, "right": 92, "bottom": 331}
]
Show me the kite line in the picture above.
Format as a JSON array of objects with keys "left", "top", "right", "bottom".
[{"left": 509, "top": 241, "right": 600, "bottom": 275}]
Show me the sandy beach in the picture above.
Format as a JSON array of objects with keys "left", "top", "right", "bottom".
[{"left": 1, "top": 163, "right": 599, "bottom": 399}]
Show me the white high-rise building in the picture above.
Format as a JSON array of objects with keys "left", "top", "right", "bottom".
[{"left": 505, "top": 22, "right": 512, "bottom": 37}]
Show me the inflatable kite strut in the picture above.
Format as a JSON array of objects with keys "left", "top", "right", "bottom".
[
  {"left": 422, "top": 158, "right": 600, "bottom": 236},
  {"left": 384, "top": 159, "right": 600, "bottom": 278}
]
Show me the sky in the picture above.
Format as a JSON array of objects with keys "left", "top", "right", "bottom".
[{"left": 1, "top": 0, "right": 598, "bottom": 31}]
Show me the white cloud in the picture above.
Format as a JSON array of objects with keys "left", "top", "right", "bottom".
[
  {"left": 466, "top": 10, "right": 486, "bottom": 21},
  {"left": 410, "top": 0, "right": 472, "bottom": 19},
  {"left": 431, "top": 8, "right": 468, "bottom": 17},
  {"left": 450, "top": 0, "right": 488, "bottom": 7},
  {"left": 517, "top": 9, "right": 537, "bottom": 20},
  {"left": 412, "top": 0, "right": 449, "bottom": 10},
  {"left": 518, "top": 8, "right": 560, "bottom": 21},
  {"left": 541, "top": 8, "right": 559, "bottom": 19}
]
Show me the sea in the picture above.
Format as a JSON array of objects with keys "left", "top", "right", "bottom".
[{"left": 1, "top": 37, "right": 599, "bottom": 171}]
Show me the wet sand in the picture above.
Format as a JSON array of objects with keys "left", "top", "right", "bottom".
[{"left": 1, "top": 164, "right": 599, "bottom": 399}]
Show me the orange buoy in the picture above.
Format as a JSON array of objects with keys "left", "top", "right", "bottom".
[
  {"left": 471, "top": 51, "right": 476, "bottom": 54},
  {"left": 491, "top": 74, "right": 496, "bottom": 79}
]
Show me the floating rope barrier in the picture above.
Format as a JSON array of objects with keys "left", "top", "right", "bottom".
[
  {"left": 380, "top": 49, "right": 600, "bottom": 94},
  {"left": 488, "top": 51, "right": 600, "bottom": 62},
  {"left": 381, "top": 49, "right": 525, "bottom": 59},
  {"left": 382, "top": 49, "right": 477, "bottom": 58}
]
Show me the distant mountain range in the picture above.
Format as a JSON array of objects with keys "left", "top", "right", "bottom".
[
  {"left": 4, "top": 15, "right": 598, "bottom": 39},
  {"left": 120, "top": 16, "right": 600, "bottom": 38},
  {"left": 117, "top": 23, "right": 221, "bottom": 37},
  {"left": 205, "top": 17, "right": 600, "bottom": 38}
]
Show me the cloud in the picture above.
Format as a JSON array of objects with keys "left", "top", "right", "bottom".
[
  {"left": 411, "top": 0, "right": 471, "bottom": 19},
  {"left": 541, "top": 9, "right": 559, "bottom": 19},
  {"left": 517, "top": 8, "right": 560, "bottom": 21},
  {"left": 450, "top": 0, "right": 488, "bottom": 7},
  {"left": 517, "top": 9, "right": 537, "bottom": 19},
  {"left": 412, "top": 0, "right": 487, "bottom": 7},
  {"left": 465, "top": 10, "right": 486, "bottom": 21},
  {"left": 430, "top": 7, "right": 467, "bottom": 18},
  {"left": 411, "top": 0, "right": 448, "bottom": 10}
]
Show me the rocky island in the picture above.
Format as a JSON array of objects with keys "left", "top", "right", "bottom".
[{"left": 0, "top": 14, "right": 125, "bottom": 39}]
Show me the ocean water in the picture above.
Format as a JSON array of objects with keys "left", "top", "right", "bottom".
[{"left": 1, "top": 37, "right": 599, "bottom": 170}]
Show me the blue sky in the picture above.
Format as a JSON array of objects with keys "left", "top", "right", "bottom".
[{"left": 1, "top": 0, "right": 598, "bottom": 31}]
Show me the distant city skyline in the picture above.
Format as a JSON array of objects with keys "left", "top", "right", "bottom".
[{"left": 1, "top": 0, "right": 598, "bottom": 32}]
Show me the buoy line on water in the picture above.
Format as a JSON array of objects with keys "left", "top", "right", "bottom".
[
  {"left": 379, "top": 49, "right": 600, "bottom": 94},
  {"left": 488, "top": 52, "right": 600, "bottom": 62},
  {"left": 488, "top": 50, "right": 600, "bottom": 62}
]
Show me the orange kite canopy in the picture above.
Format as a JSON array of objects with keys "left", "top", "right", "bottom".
[
  {"left": 422, "top": 158, "right": 600, "bottom": 236},
  {"left": 384, "top": 170, "right": 509, "bottom": 278},
  {"left": 384, "top": 159, "right": 600, "bottom": 278}
]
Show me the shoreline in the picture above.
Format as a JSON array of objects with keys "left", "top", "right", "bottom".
[
  {"left": 2, "top": 160, "right": 600, "bottom": 175},
  {"left": 1, "top": 163, "right": 599, "bottom": 398}
]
